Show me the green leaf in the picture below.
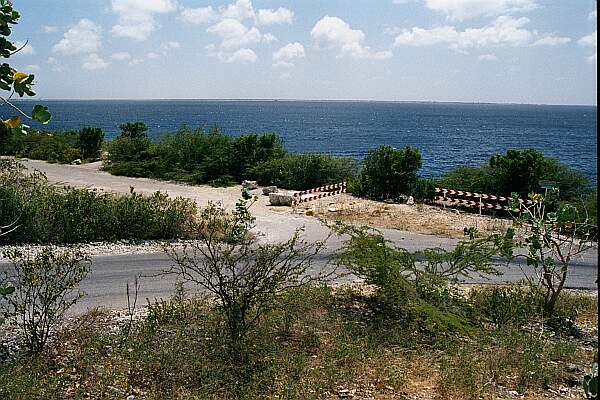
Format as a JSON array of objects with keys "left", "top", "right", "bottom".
[
  {"left": 0, "top": 286, "right": 15, "bottom": 296},
  {"left": 31, "top": 104, "right": 51, "bottom": 124}
]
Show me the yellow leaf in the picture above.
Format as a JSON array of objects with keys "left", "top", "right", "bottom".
[
  {"left": 3, "top": 116, "right": 20, "bottom": 128},
  {"left": 12, "top": 71, "right": 29, "bottom": 83}
]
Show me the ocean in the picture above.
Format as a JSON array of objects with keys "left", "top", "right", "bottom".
[{"left": 15, "top": 100, "right": 598, "bottom": 183}]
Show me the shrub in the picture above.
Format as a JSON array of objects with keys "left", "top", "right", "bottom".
[
  {"left": 251, "top": 153, "right": 357, "bottom": 190},
  {"left": 119, "top": 121, "right": 148, "bottom": 138},
  {"left": 436, "top": 149, "right": 590, "bottom": 201},
  {"left": 0, "top": 160, "right": 197, "bottom": 244},
  {"left": 0, "top": 247, "right": 91, "bottom": 353},
  {"left": 78, "top": 127, "right": 104, "bottom": 159},
  {"left": 469, "top": 286, "right": 540, "bottom": 327},
  {"left": 163, "top": 190, "right": 332, "bottom": 354},
  {"left": 350, "top": 145, "right": 422, "bottom": 201},
  {"left": 333, "top": 222, "right": 514, "bottom": 335}
]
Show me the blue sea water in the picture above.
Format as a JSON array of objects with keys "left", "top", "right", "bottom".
[{"left": 15, "top": 100, "right": 598, "bottom": 183}]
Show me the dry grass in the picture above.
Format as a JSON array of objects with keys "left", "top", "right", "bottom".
[{"left": 298, "top": 194, "right": 513, "bottom": 238}]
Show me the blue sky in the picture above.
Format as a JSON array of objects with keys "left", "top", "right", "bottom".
[{"left": 10, "top": 0, "right": 598, "bottom": 104}]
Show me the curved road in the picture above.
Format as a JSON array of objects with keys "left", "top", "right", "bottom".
[{"left": 0, "top": 160, "right": 596, "bottom": 313}]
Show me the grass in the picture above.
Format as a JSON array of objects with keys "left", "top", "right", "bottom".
[{"left": 0, "top": 285, "right": 596, "bottom": 399}]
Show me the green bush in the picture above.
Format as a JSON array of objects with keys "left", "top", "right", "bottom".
[
  {"left": 436, "top": 149, "right": 590, "bottom": 201},
  {"left": 105, "top": 127, "right": 285, "bottom": 185},
  {"left": 250, "top": 153, "right": 357, "bottom": 190},
  {"left": 350, "top": 145, "right": 422, "bottom": 201},
  {"left": 0, "top": 160, "right": 197, "bottom": 244},
  {"left": 0, "top": 127, "right": 105, "bottom": 163},
  {"left": 78, "top": 127, "right": 104, "bottom": 159},
  {"left": 469, "top": 286, "right": 540, "bottom": 327},
  {"left": 119, "top": 121, "right": 148, "bottom": 138}
]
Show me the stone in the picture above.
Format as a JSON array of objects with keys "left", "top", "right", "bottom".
[
  {"left": 406, "top": 196, "right": 415, "bottom": 205},
  {"left": 71, "top": 158, "right": 82, "bottom": 165},
  {"left": 242, "top": 180, "right": 258, "bottom": 190},
  {"left": 262, "top": 186, "right": 278, "bottom": 195},
  {"left": 269, "top": 192, "right": 294, "bottom": 206}
]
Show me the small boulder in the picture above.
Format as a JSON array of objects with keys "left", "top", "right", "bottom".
[
  {"left": 269, "top": 192, "right": 295, "bottom": 206},
  {"left": 71, "top": 158, "right": 82, "bottom": 165},
  {"left": 406, "top": 196, "right": 415, "bottom": 205},
  {"left": 262, "top": 186, "right": 278, "bottom": 195},
  {"left": 242, "top": 180, "right": 258, "bottom": 190}
]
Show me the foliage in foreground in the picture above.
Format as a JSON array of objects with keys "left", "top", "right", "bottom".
[
  {"left": 163, "top": 189, "right": 334, "bottom": 355},
  {"left": 0, "top": 247, "right": 90, "bottom": 353},
  {"left": 0, "top": 285, "right": 595, "bottom": 399},
  {"left": 0, "top": 160, "right": 196, "bottom": 244}
]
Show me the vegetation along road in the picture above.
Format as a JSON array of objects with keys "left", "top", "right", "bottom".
[{"left": 1, "top": 159, "right": 595, "bottom": 313}]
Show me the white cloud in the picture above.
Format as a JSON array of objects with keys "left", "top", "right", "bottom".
[
  {"left": 532, "top": 35, "right": 571, "bottom": 46},
  {"left": 111, "top": 52, "right": 132, "bottom": 61},
  {"left": 160, "top": 41, "right": 181, "bottom": 50},
  {"left": 226, "top": 48, "right": 257, "bottom": 63},
  {"left": 311, "top": 16, "right": 392, "bottom": 60},
  {"left": 52, "top": 19, "right": 101, "bottom": 55},
  {"left": 111, "top": 0, "right": 177, "bottom": 41},
  {"left": 82, "top": 53, "right": 109, "bottom": 70},
  {"left": 146, "top": 52, "right": 160, "bottom": 59},
  {"left": 423, "top": 0, "right": 538, "bottom": 21},
  {"left": 180, "top": 6, "right": 217, "bottom": 25},
  {"left": 207, "top": 18, "right": 262, "bottom": 50},
  {"left": 42, "top": 25, "right": 58, "bottom": 33},
  {"left": 256, "top": 8, "right": 293, "bottom": 26},
  {"left": 220, "top": 0, "right": 255, "bottom": 21},
  {"left": 24, "top": 64, "right": 41, "bottom": 72},
  {"left": 579, "top": 31, "right": 597, "bottom": 63},
  {"left": 394, "top": 16, "right": 568, "bottom": 50},
  {"left": 477, "top": 53, "right": 497, "bottom": 61},
  {"left": 128, "top": 58, "right": 143, "bottom": 67},
  {"left": 47, "top": 57, "right": 58, "bottom": 65},
  {"left": 279, "top": 72, "right": 291, "bottom": 80},
  {"left": 272, "top": 42, "right": 305, "bottom": 68},
  {"left": 12, "top": 41, "right": 35, "bottom": 56},
  {"left": 263, "top": 33, "right": 277, "bottom": 43}
]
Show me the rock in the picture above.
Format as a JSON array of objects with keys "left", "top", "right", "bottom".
[
  {"left": 262, "top": 186, "right": 278, "bottom": 195},
  {"left": 327, "top": 207, "right": 339, "bottom": 213},
  {"left": 507, "top": 390, "right": 520, "bottom": 397},
  {"left": 269, "top": 192, "right": 294, "bottom": 206},
  {"left": 406, "top": 196, "right": 415, "bottom": 205},
  {"left": 305, "top": 209, "right": 314, "bottom": 216},
  {"left": 242, "top": 180, "right": 258, "bottom": 190},
  {"left": 71, "top": 159, "right": 82, "bottom": 165},
  {"left": 127, "top": 396, "right": 135, "bottom": 400}
]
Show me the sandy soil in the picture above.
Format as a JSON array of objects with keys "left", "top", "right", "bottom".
[{"left": 300, "top": 194, "right": 514, "bottom": 238}]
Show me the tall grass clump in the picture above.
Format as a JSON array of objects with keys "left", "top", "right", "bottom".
[
  {"left": 0, "top": 160, "right": 196, "bottom": 244},
  {"left": 250, "top": 153, "right": 357, "bottom": 190}
]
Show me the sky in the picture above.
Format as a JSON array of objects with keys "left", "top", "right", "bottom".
[{"left": 9, "top": 0, "right": 598, "bottom": 105}]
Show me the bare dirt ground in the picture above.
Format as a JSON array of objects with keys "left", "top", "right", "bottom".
[{"left": 296, "top": 193, "right": 514, "bottom": 238}]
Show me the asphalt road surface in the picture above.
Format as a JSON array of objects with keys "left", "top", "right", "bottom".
[{"left": 0, "top": 159, "right": 597, "bottom": 313}]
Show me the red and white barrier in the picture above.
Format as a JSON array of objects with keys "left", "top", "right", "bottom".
[
  {"left": 434, "top": 187, "right": 531, "bottom": 212},
  {"left": 292, "top": 182, "right": 347, "bottom": 206}
]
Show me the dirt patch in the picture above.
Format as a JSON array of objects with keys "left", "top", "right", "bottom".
[{"left": 294, "top": 194, "right": 513, "bottom": 238}]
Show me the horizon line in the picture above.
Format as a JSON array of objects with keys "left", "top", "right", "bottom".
[{"left": 13, "top": 98, "right": 598, "bottom": 107}]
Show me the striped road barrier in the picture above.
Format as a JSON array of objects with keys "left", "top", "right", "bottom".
[
  {"left": 434, "top": 187, "right": 531, "bottom": 213},
  {"left": 292, "top": 182, "right": 347, "bottom": 206}
]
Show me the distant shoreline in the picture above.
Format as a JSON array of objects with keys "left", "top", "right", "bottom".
[{"left": 12, "top": 98, "right": 598, "bottom": 107}]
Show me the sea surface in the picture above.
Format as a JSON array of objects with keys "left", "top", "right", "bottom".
[{"left": 15, "top": 100, "right": 598, "bottom": 183}]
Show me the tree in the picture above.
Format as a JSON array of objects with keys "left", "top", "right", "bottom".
[
  {"left": 351, "top": 145, "right": 422, "bottom": 200},
  {"left": 0, "top": 0, "right": 51, "bottom": 137},
  {"left": 0, "top": 247, "right": 91, "bottom": 353},
  {"left": 508, "top": 189, "right": 597, "bottom": 315},
  {"left": 119, "top": 122, "right": 148, "bottom": 138},
  {"left": 78, "top": 127, "right": 104, "bottom": 159},
  {"left": 163, "top": 189, "right": 333, "bottom": 355}
]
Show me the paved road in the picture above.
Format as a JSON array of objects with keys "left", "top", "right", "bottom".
[{"left": 1, "top": 160, "right": 597, "bottom": 313}]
